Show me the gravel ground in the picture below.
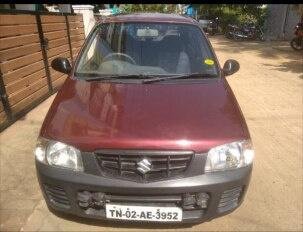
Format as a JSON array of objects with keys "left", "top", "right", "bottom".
[{"left": 0, "top": 36, "right": 302, "bottom": 231}]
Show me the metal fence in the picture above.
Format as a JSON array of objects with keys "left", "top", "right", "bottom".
[{"left": 0, "top": 9, "right": 85, "bottom": 131}]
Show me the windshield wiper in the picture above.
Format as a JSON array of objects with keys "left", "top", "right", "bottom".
[
  {"left": 76, "top": 73, "right": 217, "bottom": 83},
  {"left": 142, "top": 73, "right": 217, "bottom": 84},
  {"left": 83, "top": 74, "right": 146, "bottom": 82},
  {"left": 81, "top": 74, "right": 162, "bottom": 82}
]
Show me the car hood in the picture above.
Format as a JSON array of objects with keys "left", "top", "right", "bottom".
[{"left": 41, "top": 78, "right": 249, "bottom": 152}]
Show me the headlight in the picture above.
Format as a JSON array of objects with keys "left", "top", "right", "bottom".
[
  {"left": 34, "top": 137, "right": 83, "bottom": 171},
  {"left": 205, "top": 140, "right": 254, "bottom": 172}
]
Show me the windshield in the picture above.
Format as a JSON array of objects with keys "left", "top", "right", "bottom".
[{"left": 75, "top": 22, "right": 219, "bottom": 79}]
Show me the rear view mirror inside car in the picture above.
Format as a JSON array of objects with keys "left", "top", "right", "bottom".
[{"left": 137, "top": 28, "right": 159, "bottom": 37}]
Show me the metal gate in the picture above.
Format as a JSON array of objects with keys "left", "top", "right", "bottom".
[{"left": 0, "top": 9, "right": 85, "bottom": 131}]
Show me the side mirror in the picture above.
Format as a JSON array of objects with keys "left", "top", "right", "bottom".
[
  {"left": 223, "top": 59, "right": 240, "bottom": 76},
  {"left": 51, "top": 57, "right": 71, "bottom": 74}
]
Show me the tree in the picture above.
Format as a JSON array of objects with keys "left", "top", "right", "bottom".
[
  {"left": 121, "top": 4, "right": 176, "bottom": 14},
  {"left": 196, "top": 4, "right": 267, "bottom": 31}
]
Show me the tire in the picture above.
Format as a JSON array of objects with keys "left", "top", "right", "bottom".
[
  {"left": 290, "top": 37, "right": 303, "bottom": 51},
  {"left": 234, "top": 31, "right": 244, "bottom": 41},
  {"left": 225, "top": 32, "right": 231, "bottom": 39}
]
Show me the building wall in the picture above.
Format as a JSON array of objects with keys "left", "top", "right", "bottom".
[
  {"left": 58, "top": 4, "right": 72, "bottom": 13},
  {"left": 14, "top": 4, "right": 36, "bottom": 11},
  {"left": 0, "top": 4, "right": 11, "bottom": 9},
  {"left": 265, "top": 4, "right": 301, "bottom": 40}
]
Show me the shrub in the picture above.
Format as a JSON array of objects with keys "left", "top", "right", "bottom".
[{"left": 198, "top": 4, "right": 268, "bottom": 32}]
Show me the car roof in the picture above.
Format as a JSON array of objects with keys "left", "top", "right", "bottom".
[{"left": 98, "top": 13, "right": 198, "bottom": 25}]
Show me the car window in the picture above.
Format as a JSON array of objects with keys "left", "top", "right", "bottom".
[{"left": 75, "top": 22, "right": 219, "bottom": 79}]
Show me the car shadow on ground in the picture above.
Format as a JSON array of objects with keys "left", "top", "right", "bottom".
[
  {"left": 211, "top": 36, "right": 303, "bottom": 78},
  {"left": 49, "top": 207, "right": 195, "bottom": 229}
]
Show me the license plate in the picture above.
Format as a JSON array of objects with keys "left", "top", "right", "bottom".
[{"left": 106, "top": 204, "right": 183, "bottom": 222}]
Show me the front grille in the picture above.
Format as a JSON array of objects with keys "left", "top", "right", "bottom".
[
  {"left": 217, "top": 186, "right": 243, "bottom": 213},
  {"left": 95, "top": 151, "right": 193, "bottom": 182},
  {"left": 77, "top": 190, "right": 209, "bottom": 213},
  {"left": 44, "top": 185, "right": 70, "bottom": 209}
]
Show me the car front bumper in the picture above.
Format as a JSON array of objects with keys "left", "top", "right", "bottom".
[{"left": 36, "top": 161, "right": 252, "bottom": 224}]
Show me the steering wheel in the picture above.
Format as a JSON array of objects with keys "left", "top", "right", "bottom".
[{"left": 102, "top": 53, "right": 136, "bottom": 65}]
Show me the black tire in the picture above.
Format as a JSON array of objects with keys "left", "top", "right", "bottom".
[
  {"left": 290, "top": 37, "right": 303, "bottom": 51},
  {"left": 225, "top": 32, "right": 231, "bottom": 39}
]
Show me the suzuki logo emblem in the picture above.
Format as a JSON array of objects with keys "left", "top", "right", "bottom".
[{"left": 137, "top": 158, "right": 152, "bottom": 174}]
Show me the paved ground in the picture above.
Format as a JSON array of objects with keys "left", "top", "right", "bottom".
[{"left": 0, "top": 36, "right": 302, "bottom": 231}]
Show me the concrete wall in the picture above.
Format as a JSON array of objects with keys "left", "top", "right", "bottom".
[
  {"left": 58, "top": 4, "right": 72, "bottom": 13},
  {"left": 0, "top": 4, "right": 11, "bottom": 9},
  {"left": 14, "top": 4, "right": 36, "bottom": 11},
  {"left": 72, "top": 5, "right": 96, "bottom": 37},
  {"left": 265, "top": 4, "right": 301, "bottom": 41}
]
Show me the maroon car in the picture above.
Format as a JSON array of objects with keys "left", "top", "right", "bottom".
[{"left": 34, "top": 13, "right": 254, "bottom": 224}]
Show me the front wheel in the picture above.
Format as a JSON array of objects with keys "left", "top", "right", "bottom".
[{"left": 290, "top": 37, "right": 303, "bottom": 51}]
